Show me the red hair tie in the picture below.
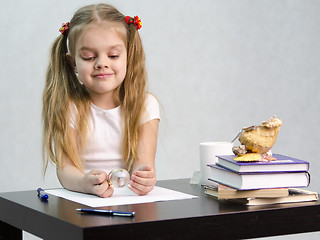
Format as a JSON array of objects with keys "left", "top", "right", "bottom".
[
  {"left": 59, "top": 22, "right": 70, "bottom": 35},
  {"left": 125, "top": 16, "right": 142, "bottom": 30}
]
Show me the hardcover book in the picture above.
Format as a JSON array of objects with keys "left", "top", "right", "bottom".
[
  {"left": 229, "top": 188, "right": 319, "bottom": 206},
  {"left": 208, "top": 164, "right": 310, "bottom": 190},
  {"left": 216, "top": 154, "right": 309, "bottom": 173},
  {"left": 204, "top": 184, "right": 289, "bottom": 199}
]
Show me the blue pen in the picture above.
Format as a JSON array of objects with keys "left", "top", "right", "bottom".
[
  {"left": 76, "top": 208, "right": 135, "bottom": 217},
  {"left": 37, "top": 188, "right": 49, "bottom": 200}
]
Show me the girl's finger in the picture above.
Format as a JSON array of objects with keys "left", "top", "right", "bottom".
[
  {"left": 132, "top": 168, "right": 155, "bottom": 179},
  {"left": 100, "top": 184, "right": 114, "bottom": 198},
  {"left": 131, "top": 174, "right": 155, "bottom": 186},
  {"left": 94, "top": 180, "right": 111, "bottom": 197},
  {"left": 88, "top": 170, "right": 107, "bottom": 185},
  {"left": 128, "top": 182, "right": 154, "bottom": 196}
]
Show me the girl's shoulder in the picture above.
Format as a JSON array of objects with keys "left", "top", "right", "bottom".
[
  {"left": 145, "top": 92, "right": 159, "bottom": 106},
  {"left": 141, "top": 93, "right": 160, "bottom": 125}
]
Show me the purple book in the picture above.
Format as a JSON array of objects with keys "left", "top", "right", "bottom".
[
  {"left": 216, "top": 154, "right": 309, "bottom": 173},
  {"left": 208, "top": 164, "right": 310, "bottom": 190}
]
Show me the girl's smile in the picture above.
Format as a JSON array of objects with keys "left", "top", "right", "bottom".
[{"left": 93, "top": 73, "right": 114, "bottom": 79}]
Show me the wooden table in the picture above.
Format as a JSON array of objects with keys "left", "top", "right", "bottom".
[{"left": 1, "top": 179, "right": 320, "bottom": 239}]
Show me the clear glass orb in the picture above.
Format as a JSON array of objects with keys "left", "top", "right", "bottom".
[{"left": 108, "top": 169, "right": 130, "bottom": 188}]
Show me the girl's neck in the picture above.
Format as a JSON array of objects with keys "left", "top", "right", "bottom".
[{"left": 89, "top": 92, "right": 119, "bottom": 110}]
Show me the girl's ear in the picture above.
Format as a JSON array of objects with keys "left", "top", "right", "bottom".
[{"left": 66, "top": 53, "right": 76, "bottom": 68}]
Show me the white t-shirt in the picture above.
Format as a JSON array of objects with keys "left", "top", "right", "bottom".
[{"left": 70, "top": 94, "right": 160, "bottom": 174}]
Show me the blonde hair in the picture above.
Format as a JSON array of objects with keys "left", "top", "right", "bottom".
[{"left": 42, "top": 4, "right": 147, "bottom": 173}]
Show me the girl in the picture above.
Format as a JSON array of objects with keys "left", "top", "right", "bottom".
[{"left": 42, "top": 4, "right": 160, "bottom": 198}]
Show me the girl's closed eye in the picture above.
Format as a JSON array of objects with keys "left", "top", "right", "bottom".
[
  {"left": 80, "top": 49, "right": 96, "bottom": 61},
  {"left": 108, "top": 47, "right": 123, "bottom": 59},
  {"left": 109, "top": 55, "right": 119, "bottom": 59},
  {"left": 108, "top": 50, "right": 121, "bottom": 59},
  {"left": 81, "top": 55, "right": 96, "bottom": 61}
]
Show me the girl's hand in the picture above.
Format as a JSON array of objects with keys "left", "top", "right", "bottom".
[
  {"left": 128, "top": 165, "right": 156, "bottom": 196},
  {"left": 81, "top": 169, "right": 114, "bottom": 198}
]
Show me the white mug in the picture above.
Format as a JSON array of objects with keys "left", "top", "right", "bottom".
[{"left": 199, "top": 142, "right": 233, "bottom": 185}]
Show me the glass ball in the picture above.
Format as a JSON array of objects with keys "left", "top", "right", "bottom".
[{"left": 108, "top": 169, "right": 130, "bottom": 188}]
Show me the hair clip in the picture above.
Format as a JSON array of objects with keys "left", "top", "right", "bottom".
[
  {"left": 125, "top": 16, "right": 142, "bottom": 30},
  {"left": 59, "top": 22, "right": 70, "bottom": 35}
]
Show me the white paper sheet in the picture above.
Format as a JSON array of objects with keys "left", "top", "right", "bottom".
[{"left": 46, "top": 186, "right": 197, "bottom": 207}]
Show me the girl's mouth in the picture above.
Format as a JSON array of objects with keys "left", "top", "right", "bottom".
[{"left": 93, "top": 73, "right": 113, "bottom": 79}]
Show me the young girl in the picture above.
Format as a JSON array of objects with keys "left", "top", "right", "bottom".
[{"left": 42, "top": 4, "right": 160, "bottom": 198}]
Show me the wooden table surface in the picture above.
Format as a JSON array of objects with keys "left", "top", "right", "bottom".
[{"left": 1, "top": 179, "right": 320, "bottom": 239}]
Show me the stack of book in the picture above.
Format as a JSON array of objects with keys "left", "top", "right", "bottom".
[{"left": 205, "top": 154, "right": 319, "bottom": 206}]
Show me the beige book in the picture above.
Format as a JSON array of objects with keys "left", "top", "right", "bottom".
[
  {"left": 229, "top": 188, "right": 319, "bottom": 206},
  {"left": 204, "top": 184, "right": 289, "bottom": 199}
]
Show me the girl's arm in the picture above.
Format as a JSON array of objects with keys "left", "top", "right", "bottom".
[
  {"left": 129, "top": 119, "right": 159, "bottom": 195},
  {"left": 56, "top": 128, "right": 114, "bottom": 198}
]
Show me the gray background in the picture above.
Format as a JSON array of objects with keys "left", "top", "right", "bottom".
[{"left": 0, "top": 0, "right": 319, "bottom": 239}]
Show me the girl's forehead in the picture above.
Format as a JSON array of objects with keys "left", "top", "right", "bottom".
[{"left": 76, "top": 22, "right": 127, "bottom": 48}]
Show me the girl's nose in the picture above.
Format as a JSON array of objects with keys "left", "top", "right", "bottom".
[{"left": 95, "top": 57, "right": 109, "bottom": 69}]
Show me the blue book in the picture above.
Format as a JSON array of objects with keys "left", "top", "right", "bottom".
[
  {"left": 216, "top": 154, "right": 309, "bottom": 173},
  {"left": 208, "top": 164, "right": 310, "bottom": 190}
]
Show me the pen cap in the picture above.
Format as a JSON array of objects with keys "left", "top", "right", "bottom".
[
  {"left": 37, "top": 188, "right": 49, "bottom": 200},
  {"left": 39, "top": 193, "right": 49, "bottom": 200}
]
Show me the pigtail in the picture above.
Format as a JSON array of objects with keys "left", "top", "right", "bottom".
[
  {"left": 120, "top": 24, "right": 147, "bottom": 172},
  {"left": 42, "top": 33, "right": 90, "bottom": 174}
]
